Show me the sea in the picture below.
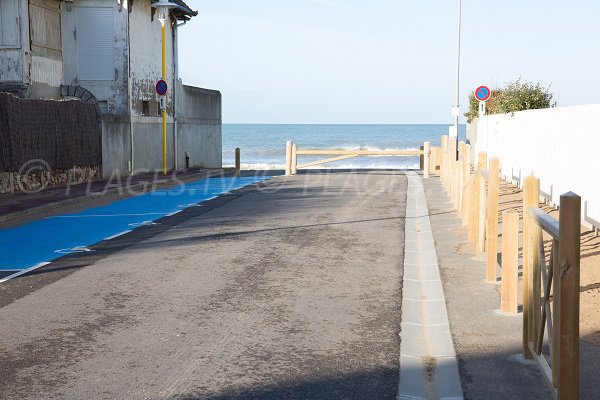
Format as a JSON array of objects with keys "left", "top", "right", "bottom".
[{"left": 222, "top": 124, "right": 466, "bottom": 170}]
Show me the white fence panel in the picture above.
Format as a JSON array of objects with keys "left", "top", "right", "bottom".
[{"left": 474, "top": 104, "right": 600, "bottom": 228}]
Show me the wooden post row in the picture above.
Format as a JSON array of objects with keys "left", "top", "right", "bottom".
[
  {"left": 500, "top": 209, "right": 519, "bottom": 314},
  {"left": 486, "top": 157, "right": 500, "bottom": 282},
  {"left": 523, "top": 175, "right": 540, "bottom": 359}
]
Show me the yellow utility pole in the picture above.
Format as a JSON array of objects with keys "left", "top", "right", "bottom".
[{"left": 161, "top": 19, "right": 167, "bottom": 176}]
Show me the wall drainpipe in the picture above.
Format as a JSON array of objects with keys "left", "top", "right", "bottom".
[{"left": 173, "top": 20, "right": 187, "bottom": 171}]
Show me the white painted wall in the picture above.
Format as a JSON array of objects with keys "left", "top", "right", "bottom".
[{"left": 471, "top": 105, "right": 600, "bottom": 228}]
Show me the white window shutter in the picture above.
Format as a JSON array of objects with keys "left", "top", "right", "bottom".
[{"left": 77, "top": 7, "right": 114, "bottom": 81}]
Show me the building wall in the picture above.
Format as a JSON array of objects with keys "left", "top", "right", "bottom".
[
  {"left": 101, "top": 116, "right": 131, "bottom": 178},
  {"left": 129, "top": 0, "right": 174, "bottom": 118},
  {"left": 471, "top": 105, "right": 600, "bottom": 229},
  {"left": 102, "top": 83, "right": 222, "bottom": 177}
]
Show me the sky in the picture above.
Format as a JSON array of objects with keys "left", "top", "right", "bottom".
[{"left": 178, "top": 1, "right": 600, "bottom": 124}]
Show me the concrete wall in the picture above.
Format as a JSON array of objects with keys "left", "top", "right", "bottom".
[
  {"left": 470, "top": 104, "right": 600, "bottom": 229},
  {"left": 466, "top": 118, "right": 478, "bottom": 166},
  {"left": 101, "top": 83, "right": 222, "bottom": 177},
  {"left": 176, "top": 83, "right": 222, "bottom": 169},
  {"left": 131, "top": 118, "right": 174, "bottom": 172},
  {"left": 101, "top": 116, "right": 131, "bottom": 178}
]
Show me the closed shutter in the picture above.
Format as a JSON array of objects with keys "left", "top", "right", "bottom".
[
  {"left": 0, "top": 0, "right": 20, "bottom": 48},
  {"left": 76, "top": 7, "right": 114, "bottom": 81}
]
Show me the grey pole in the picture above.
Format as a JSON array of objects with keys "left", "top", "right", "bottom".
[{"left": 453, "top": 0, "right": 462, "bottom": 160}]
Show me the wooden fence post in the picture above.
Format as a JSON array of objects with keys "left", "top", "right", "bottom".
[
  {"left": 523, "top": 175, "right": 540, "bottom": 359},
  {"left": 448, "top": 137, "right": 457, "bottom": 200},
  {"left": 557, "top": 192, "right": 581, "bottom": 400},
  {"left": 468, "top": 174, "right": 479, "bottom": 242},
  {"left": 477, "top": 151, "right": 487, "bottom": 173},
  {"left": 285, "top": 140, "right": 292, "bottom": 176},
  {"left": 423, "top": 141, "right": 431, "bottom": 178},
  {"left": 456, "top": 142, "right": 465, "bottom": 210},
  {"left": 501, "top": 209, "right": 519, "bottom": 314},
  {"left": 441, "top": 135, "right": 448, "bottom": 189},
  {"left": 552, "top": 237, "right": 560, "bottom": 388},
  {"left": 486, "top": 157, "right": 500, "bottom": 282},
  {"left": 291, "top": 143, "right": 298, "bottom": 175},
  {"left": 235, "top": 148, "right": 241, "bottom": 177},
  {"left": 460, "top": 143, "right": 471, "bottom": 219},
  {"left": 431, "top": 147, "right": 440, "bottom": 174},
  {"left": 435, "top": 147, "right": 442, "bottom": 174},
  {"left": 463, "top": 175, "right": 473, "bottom": 228}
]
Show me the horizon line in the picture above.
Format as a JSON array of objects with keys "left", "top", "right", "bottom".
[{"left": 222, "top": 122, "right": 466, "bottom": 125}]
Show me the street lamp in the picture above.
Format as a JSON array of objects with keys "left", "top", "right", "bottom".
[
  {"left": 451, "top": 0, "right": 462, "bottom": 160},
  {"left": 152, "top": 0, "right": 176, "bottom": 175}
]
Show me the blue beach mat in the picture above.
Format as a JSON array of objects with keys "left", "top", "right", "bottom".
[{"left": 0, "top": 175, "right": 271, "bottom": 281}]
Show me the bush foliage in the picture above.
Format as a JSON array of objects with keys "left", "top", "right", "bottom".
[{"left": 464, "top": 79, "right": 555, "bottom": 123}]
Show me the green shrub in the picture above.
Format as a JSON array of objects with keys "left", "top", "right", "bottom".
[{"left": 464, "top": 79, "right": 555, "bottom": 123}]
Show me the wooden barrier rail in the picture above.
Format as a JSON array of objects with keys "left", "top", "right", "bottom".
[{"left": 284, "top": 141, "right": 425, "bottom": 174}]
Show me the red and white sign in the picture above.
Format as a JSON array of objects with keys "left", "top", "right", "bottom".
[
  {"left": 156, "top": 79, "right": 168, "bottom": 96},
  {"left": 474, "top": 85, "right": 491, "bottom": 102}
]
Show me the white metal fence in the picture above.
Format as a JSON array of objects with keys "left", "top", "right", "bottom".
[{"left": 468, "top": 104, "right": 600, "bottom": 229}]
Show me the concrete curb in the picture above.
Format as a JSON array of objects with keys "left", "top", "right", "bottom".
[{"left": 398, "top": 171, "right": 463, "bottom": 400}]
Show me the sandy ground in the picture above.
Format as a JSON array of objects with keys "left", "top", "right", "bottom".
[{"left": 492, "top": 178, "right": 600, "bottom": 346}]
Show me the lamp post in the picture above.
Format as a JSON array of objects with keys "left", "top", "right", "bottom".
[
  {"left": 153, "top": 0, "right": 176, "bottom": 175},
  {"left": 451, "top": 0, "right": 462, "bottom": 160}
]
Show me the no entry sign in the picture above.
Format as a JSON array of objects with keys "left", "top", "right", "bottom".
[
  {"left": 156, "top": 79, "right": 168, "bottom": 96},
  {"left": 475, "top": 85, "right": 491, "bottom": 102}
]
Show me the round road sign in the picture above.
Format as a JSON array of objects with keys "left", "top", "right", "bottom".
[
  {"left": 156, "top": 79, "right": 168, "bottom": 96},
  {"left": 474, "top": 85, "right": 491, "bottom": 102}
]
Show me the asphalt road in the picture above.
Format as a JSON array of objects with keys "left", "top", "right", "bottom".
[{"left": 0, "top": 171, "right": 407, "bottom": 400}]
